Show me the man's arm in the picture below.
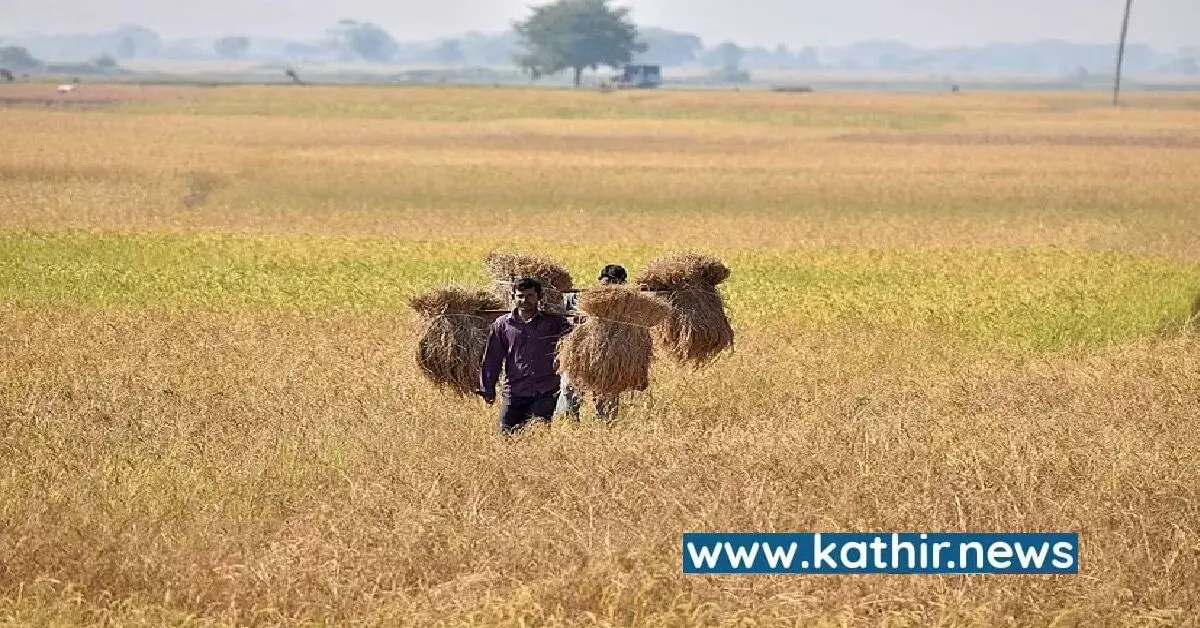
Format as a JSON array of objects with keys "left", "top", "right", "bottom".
[{"left": 478, "top": 320, "right": 505, "bottom": 402}]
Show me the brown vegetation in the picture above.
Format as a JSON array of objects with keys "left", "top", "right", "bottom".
[
  {"left": 2, "top": 86, "right": 1199, "bottom": 624},
  {"left": 409, "top": 286, "right": 505, "bottom": 396},
  {"left": 636, "top": 253, "right": 735, "bottom": 368},
  {"left": 483, "top": 251, "right": 574, "bottom": 314},
  {"left": 556, "top": 285, "right": 671, "bottom": 395}
]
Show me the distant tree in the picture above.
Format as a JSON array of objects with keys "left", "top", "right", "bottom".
[
  {"left": 1177, "top": 48, "right": 1199, "bottom": 75},
  {"left": 513, "top": 0, "right": 646, "bottom": 86},
  {"left": 326, "top": 20, "right": 399, "bottom": 62},
  {"left": 772, "top": 44, "right": 792, "bottom": 66},
  {"left": 431, "top": 39, "right": 465, "bottom": 65},
  {"left": 116, "top": 36, "right": 137, "bottom": 58},
  {"left": 92, "top": 54, "right": 118, "bottom": 70},
  {"left": 740, "top": 44, "right": 789, "bottom": 69},
  {"left": 214, "top": 36, "right": 251, "bottom": 59},
  {"left": 635, "top": 27, "right": 703, "bottom": 66},
  {"left": 706, "top": 41, "right": 744, "bottom": 71},
  {"left": 797, "top": 46, "right": 820, "bottom": 69},
  {"left": 0, "top": 68, "right": 14, "bottom": 82},
  {"left": 115, "top": 25, "right": 162, "bottom": 55},
  {"left": 0, "top": 46, "right": 40, "bottom": 70}
]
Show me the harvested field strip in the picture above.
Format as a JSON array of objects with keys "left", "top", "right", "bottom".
[
  {"left": 105, "top": 85, "right": 961, "bottom": 129},
  {"left": 0, "top": 98, "right": 122, "bottom": 110},
  {"left": 836, "top": 131, "right": 1200, "bottom": 148}
]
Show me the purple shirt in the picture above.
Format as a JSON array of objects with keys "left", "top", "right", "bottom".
[{"left": 480, "top": 309, "right": 573, "bottom": 398}]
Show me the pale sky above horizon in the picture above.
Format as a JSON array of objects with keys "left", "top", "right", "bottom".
[{"left": 3, "top": 0, "right": 1196, "bottom": 50}]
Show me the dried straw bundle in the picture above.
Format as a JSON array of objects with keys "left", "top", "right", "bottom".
[
  {"left": 409, "top": 285, "right": 504, "bottom": 319},
  {"left": 483, "top": 251, "right": 574, "bottom": 314},
  {"left": 408, "top": 286, "right": 505, "bottom": 396},
  {"left": 577, "top": 284, "right": 672, "bottom": 327},
  {"left": 635, "top": 252, "right": 734, "bottom": 368},
  {"left": 556, "top": 285, "right": 672, "bottom": 396}
]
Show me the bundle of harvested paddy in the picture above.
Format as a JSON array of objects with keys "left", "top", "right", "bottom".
[
  {"left": 635, "top": 252, "right": 734, "bottom": 368},
  {"left": 556, "top": 285, "right": 672, "bottom": 396},
  {"left": 408, "top": 285, "right": 505, "bottom": 396},
  {"left": 483, "top": 251, "right": 574, "bottom": 314}
]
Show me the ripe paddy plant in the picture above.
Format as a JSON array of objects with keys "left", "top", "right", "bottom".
[{"left": 2, "top": 84, "right": 1199, "bottom": 625}]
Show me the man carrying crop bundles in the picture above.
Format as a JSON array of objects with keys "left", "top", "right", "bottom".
[
  {"left": 556, "top": 264, "right": 628, "bottom": 423},
  {"left": 478, "top": 277, "right": 574, "bottom": 435}
]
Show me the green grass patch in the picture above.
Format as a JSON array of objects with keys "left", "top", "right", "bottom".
[
  {"left": 730, "top": 247, "right": 1199, "bottom": 353},
  {"left": 4, "top": 232, "right": 1196, "bottom": 356}
]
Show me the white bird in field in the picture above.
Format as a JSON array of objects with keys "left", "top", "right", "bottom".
[{"left": 56, "top": 81, "right": 78, "bottom": 93}]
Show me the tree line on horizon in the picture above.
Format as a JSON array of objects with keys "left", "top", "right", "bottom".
[{"left": 3, "top": 0, "right": 1198, "bottom": 83}]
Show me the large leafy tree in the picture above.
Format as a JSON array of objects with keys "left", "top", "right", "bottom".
[{"left": 513, "top": 0, "right": 646, "bottom": 87}]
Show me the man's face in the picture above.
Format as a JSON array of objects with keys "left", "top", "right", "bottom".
[{"left": 513, "top": 287, "right": 540, "bottom": 313}]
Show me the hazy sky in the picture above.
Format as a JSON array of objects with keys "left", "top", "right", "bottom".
[{"left": 4, "top": 0, "right": 1197, "bottom": 50}]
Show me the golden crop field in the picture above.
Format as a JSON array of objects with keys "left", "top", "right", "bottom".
[{"left": 2, "top": 83, "right": 1199, "bottom": 626}]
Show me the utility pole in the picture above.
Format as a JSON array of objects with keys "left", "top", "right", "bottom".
[{"left": 1112, "top": 0, "right": 1133, "bottom": 106}]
